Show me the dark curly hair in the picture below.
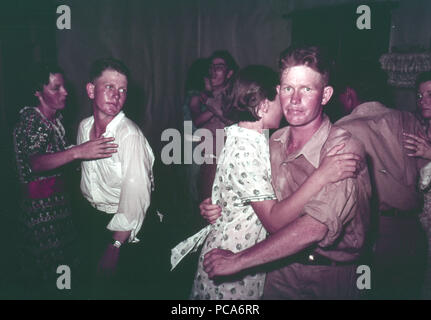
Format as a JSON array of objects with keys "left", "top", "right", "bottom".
[
  {"left": 335, "top": 61, "right": 389, "bottom": 104},
  {"left": 26, "top": 62, "right": 65, "bottom": 106},
  {"left": 416, "top": 71, "right": 431, "bottom": 90},
  {"left": 30, "top": 62, "right": 65, "bottom": 94}
]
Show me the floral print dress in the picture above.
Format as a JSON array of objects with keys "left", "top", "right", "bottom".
[
  {"left": 13, "top": 107, "right": 78, "bottom": 284},
  {"left": 171, "top": 124, "right": 276, "bottom": 299}
]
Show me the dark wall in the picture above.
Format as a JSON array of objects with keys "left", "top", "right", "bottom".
[{"left": 0, "top": 0, "right": 58, "bottom": 296}]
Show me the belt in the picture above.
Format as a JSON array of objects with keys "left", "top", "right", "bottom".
[
  {"left": 380, "top": 208, "right": 418, "bottom": 218},
  {"left": 295, "top": 251, "right": 357, "bottom": 267}
]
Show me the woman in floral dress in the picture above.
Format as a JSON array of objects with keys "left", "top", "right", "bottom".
[
  {"left": 13, "top": 64, "right": 117, "bottom": 295},
  {"left": 171, "top": 65, "right": 361, "bottom": 299}
]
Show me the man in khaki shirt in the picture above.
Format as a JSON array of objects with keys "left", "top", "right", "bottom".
[
  {"left": 202, "top": 46, "right": 371, "bottom": 299},
  {"left": 335, "top": 64, "right": 427, "bottom": 299}
]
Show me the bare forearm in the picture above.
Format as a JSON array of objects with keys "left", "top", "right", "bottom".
[
  {"left": 205, "top": 103, "right": 232, "bottom": 125},
  {"left": 30, "top": 148, "right": 78, "bottom": 172},
  {"left": 209, "top": 110, "right": 230, "bottom": 124},
  {"left": 112, "top": 230, "right": 132, "bottom": 244},
  {"left": 189, "top": 95, "right": 214, "bottom": 127},
  {"left": 31, "top": 137, "right": 118, "bottom": 172},
  {"left": 236, "top": 215, "right": 327, "bottom": 270},
  {"left": 268, "top": 173, "right": 326, "bottom": 232},
  {"left": 217, "top": 115, "right": 233, "bottom": 126},
  {"left": 193, "top": 110, "right": 214, "bottom": 127}
]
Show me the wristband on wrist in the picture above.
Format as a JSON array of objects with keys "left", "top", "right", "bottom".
[{"left": 112, "top": 240, "right": 122, "bottom": 248}]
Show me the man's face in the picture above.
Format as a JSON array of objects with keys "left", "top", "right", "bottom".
[
  {"left": 209, "top": 57, "right": 232, "bottom": 89},
  {"left": 37, "top": 73, "right": 68, "bottom": 111},
  {"left": 417, "top": 80, "right": 431, "bottom": 120},
  {"left": 87, "top": 69, "right": 128, "bottom": 118},
  {"left": 277, "top": 65, "right": 332, "bottom": 127}
]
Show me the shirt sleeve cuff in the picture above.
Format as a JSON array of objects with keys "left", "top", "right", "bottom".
[
  {"left": 238, "top": 194, "right": 277, "bottom": 206},
  {"left": 303, "top": 199, "right": 341, "bottom": 247},
  {"left": 107, "top": 213, "right": 140, "bottom": 243}
]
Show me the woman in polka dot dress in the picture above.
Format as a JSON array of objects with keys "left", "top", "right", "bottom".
[{"left": 172, "top": 65, "right": 361, "bottom": 299}]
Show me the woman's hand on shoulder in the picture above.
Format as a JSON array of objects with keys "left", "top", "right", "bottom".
[{"left": 315, "top": 143, "right": 362, "bottom": 185}]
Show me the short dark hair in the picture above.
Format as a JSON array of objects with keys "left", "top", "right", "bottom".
[
  {"left": 278, "top": 45, "right": 331, "bottom": 86},
  {"left": 89, "top": 58, "right": 130, "bottom": 83},
  {"left": 416, "top": 71, "right": 431, "bottom": 90},
  {"left": 30, "top": 62, "right": 64, "bottom": 94},
  {"left": 224, "top": 65, "right": 278, "bottom": 122},
  {"left": 336, "top": 61, "right": 389, "bottom": 104},
  {"left": 209, "top": 50, "right": 239, "bottom": 74},
  {"left": 185, "top": 58, "right": 210, "bottom": 92}
]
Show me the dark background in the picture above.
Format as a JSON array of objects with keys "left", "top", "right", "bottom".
[{"left": 0, "top": 0, "right": 430, "bottom": 299}]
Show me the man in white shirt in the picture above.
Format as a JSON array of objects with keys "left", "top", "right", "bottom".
[{"left": 77, "top": 58, "right": 154, "bottom": 290}]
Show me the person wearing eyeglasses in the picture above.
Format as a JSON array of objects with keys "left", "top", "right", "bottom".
[
  {"left": 194, "top": 50, "right": 239, "bottom": 201},
  {"left": 404, "top": 70, "right": 431, "bottom": 299},
  {"left": 336, "top": 64, "right": 428, "bottom": 299},
  {"left": 181, "top": 53, "right": 239, "bottom": 240}
]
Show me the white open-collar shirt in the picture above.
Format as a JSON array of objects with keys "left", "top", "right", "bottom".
[{"left": 77, "top": 111, "right": 154, "bottom": 242}]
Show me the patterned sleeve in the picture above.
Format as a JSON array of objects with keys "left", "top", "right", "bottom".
[
  {"left": 14, "top": 108, "right": 50, "bottom": 158},
  {"left": 229, "top": 141, "right": 276, "bottom": 206},
  {"left": 14, "top": 108, "right": 50, "bottom": 181}
]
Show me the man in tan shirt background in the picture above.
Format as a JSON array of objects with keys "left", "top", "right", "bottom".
[
  {"left": 202, "top": 46, "right": 371, "bottom": 299},
  {"left": 335, "top": 63, "right": 427, "bottom": 299}
]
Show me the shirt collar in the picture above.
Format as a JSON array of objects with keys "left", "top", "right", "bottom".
[
  {"left": 300, "top": 116, "right": 332, "bottom": 168},
  {"left": 273, "top": 115, "right": 332, "bottom": 168},
  {"left": 103, "top": 111, "right": 125, "bottom": 136},
  {"left": 348, "top": 101, "right": 388, "bottom": 118}
]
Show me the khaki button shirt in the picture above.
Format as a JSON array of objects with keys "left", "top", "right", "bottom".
[
  {"left": 270, "top": 115, "right": 371, "bottom": 261},
  {"left": 336, "top": 102, "right": 426, "bottom": 211}
]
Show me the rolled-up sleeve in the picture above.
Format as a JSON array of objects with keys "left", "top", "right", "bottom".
[
  {"left": 107, "top": 133, "right": 154, "bottom": 242},
  {"left": 303, "top": 178, "right": 358, "bottom": 247},
  {"left": 303, "top": 136, "right": 369, "bottom": 248}
]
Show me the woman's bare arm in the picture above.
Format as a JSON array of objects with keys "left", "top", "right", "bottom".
[{"left": 30, "top": 137, "right": 118, "bottom": 172}]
